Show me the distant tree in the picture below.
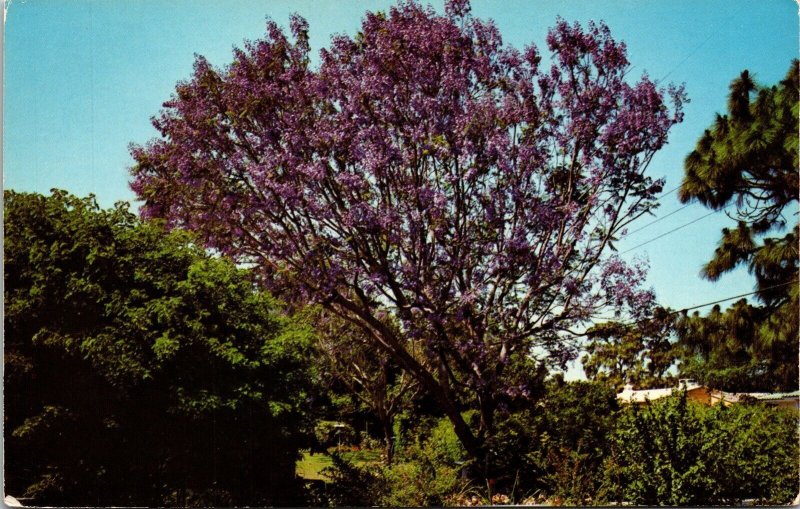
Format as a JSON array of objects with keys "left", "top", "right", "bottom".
[
  {"left": 676, "top": 60, "right": 798, "bottom": 391},
  {"left": 582, "top": 307, "right": 677, "bottom": 390},
  {"left": 4, "top": 190, "right": 314, "bottom": 506},
  {"left": 130, "top": 0, "right": 685, "bottom": 463}
]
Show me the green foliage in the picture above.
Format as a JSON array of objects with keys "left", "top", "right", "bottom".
[
  {"left": 316, "top": 378, "right": 797, "bottom": 507},
  {"left": 677, "top": 60, "right": 799, "bottom": 391},
  {"left": 476, "top": 379, "right": 620, "bottom": 503},
  {"left": 319, "top": 453, "right": 388, "bottom": 506},
  {"left": 314, "top": 420, "right": 357, "bottom": 448},
  {"left": 309, "top": 309, "right": 421, "bottom": 463},
  {"left": 316, "top": 417, "right": 471, "bottom": 507},
  {"left": 603, "top": 393, "right": 707, "bottom": 505},
  {"left": 681, "top": 61, "right": 798, "bottom": 223},
  {"left": 583, "top": 309, "right": 677, "bottom": 390},
  {"left": 4, "top": 190, "right": 314, "bottom": 506},
  {"left": 529, "top": 379, "right": 621, "bottom": 504},
  {"left": 605, "top": 393, "right": 799, "bottom": 505},
  {"left": 7, "top": 189, "right": 796, "bottom": 506},
  {"left": 675, "top": 298, "right": 796, "bottom": 391},
  {"left": 480, "top": 410, "right": 541, "bottom": 502},
  {"left": 380, "top": 417, "right": 471, "bottom": 506}
]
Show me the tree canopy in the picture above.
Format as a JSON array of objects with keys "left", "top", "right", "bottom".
[
  {"left": 130, "top": 0, "right": 685, "bottom": 461},
  {"left": 4, "top": 190, "right": 314, "bottom": 506},
  {"left": 582, "top": 308, "right": 677, "bottom": 390},
  {"left": 676, "top": 60, "right": 799, "bottom": 391}
]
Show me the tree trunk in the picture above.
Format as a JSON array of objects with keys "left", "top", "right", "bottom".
[
  {"left": 477, "top": 391, "right": 496, "bottom": 441},
  {"left": 381, "top": 417, "right": 394, "bottom": 465},
  {"left": 435, "top": 389, "right": 484, "bottom": 461},
  {"left": 329, "top": 299, "right": 486, "bottom": 464}
]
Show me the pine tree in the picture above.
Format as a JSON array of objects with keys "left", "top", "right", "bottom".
[{"left": 676, "top": 60, "right": 799, "bottom": 391}]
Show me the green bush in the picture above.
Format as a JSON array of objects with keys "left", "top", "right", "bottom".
[
  {"left": 698, "top": 402, "right": 799, "bottom": 504},
  {"left": 535, "top": 380, "right": 620, "bottom": 504},
  {"left": 604, "top": 393, "right": 799, "bottom": 505},
  {"left": 380, "top": 417, "right": 472, "bottom": 506},
  {"left": 319, "top": 453, "right": 387, "bottom": 506},
  {"left": 317, "top": 417, "right": 473, "bottom": 506},
  {"left": 482, "top": 410, "right": 539, "bottom": 500},
  {"left": 483, "top": 379, "right": 619, "bottom": 503},
  {"left": 314, "top": 420, "right": 356, "bottom": 449}
]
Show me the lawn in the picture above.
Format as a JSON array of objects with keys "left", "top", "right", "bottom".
[
  {"left": 296, "top": 451, "right": 334, "bottom": 481},
  {"left": 296, "top": 448, "right": 382, "bottom": 481}
]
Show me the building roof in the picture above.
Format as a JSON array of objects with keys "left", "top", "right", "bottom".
[
  {"left": 617, "top": 380, "right": 705, "bottom": 404},
  {"left": 617, "top": 387, "right": 674, "bottom": 403},
  {"left": 618, "top": 380, "right": 800, "bottom": 405},
  {"left": 714, "top": 390, "right": 800, "bottom": 403}
]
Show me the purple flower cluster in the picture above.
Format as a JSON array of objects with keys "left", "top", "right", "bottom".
[{"left": 130, "top": 0, "right": 684, "bottom": 413}]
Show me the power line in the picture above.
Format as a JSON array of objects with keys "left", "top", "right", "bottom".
[
  {"left": 622, "top": 181, "right": 685, "bottom": 238},
  {"left": 625, "top": 203, "right": 692, "bottom": 237},
  {"left": 620, "top": 210, "right": 718, "bottom": 254},
  {"left": 658, "top": 3, "right": 747, "bottom": 82},
  {"left": 588, "top": 281, "right": 797, "bottom": 330},
  {"left": 659, "top": 184, "right": 681, "bottom": 198},
  {"left": 671, "top": 281, "right": 796, "bottom": 315},
  {"left": 625, "top": 1, "right": 748, "bottom": 246},
  {"left": 660, "top": 33, "right": 718, "bottom": 82}
]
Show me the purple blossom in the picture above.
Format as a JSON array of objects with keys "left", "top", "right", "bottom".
[{"left": 129, "top": 0, "right": 685, "bottom": 456}]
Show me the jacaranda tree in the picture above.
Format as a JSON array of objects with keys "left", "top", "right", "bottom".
[{"left": 130, "top": 0, "right": 685, "bottom": 463}]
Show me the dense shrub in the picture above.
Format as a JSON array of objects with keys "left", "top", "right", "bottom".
[
  {"left": 482, "top": 379, "right": 619, "bottom": 503},
  {"left": 314, "top": 379, "right": 798, "bottom": 507},
  {"left": 381, "top": 417, "right": 472, "bottom": 506},
  {"left": 604, "top": 393, "right": 799, "bottom": 505},
  {"left": 318, "top": 417, "right": 473, "bottom": 506},
  {"left": 532, "top": 379, "right": 620, "bottom": 503}
]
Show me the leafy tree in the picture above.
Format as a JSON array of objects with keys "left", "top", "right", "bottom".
[
  {"left": 676, "top": 299, "right": 790, "bottom": 391},
  {"left": 582, "top": 307, "right": 677, "bottom": 390},
  {"left": 130, "top": 0, "right": 684, "bottom": 463},
  {"left": 676, "top": 60, "right": 798, "bottom": 391},
  {"left": 4, "top": 190, "right": 314, "bottom": 506},
  {"left": 604, "top": 393, "right": 799, "bottom": 505}
]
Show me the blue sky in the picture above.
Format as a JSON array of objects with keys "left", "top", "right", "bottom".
[{"left": 4, "top": 0, "right": 797, "bottom": 320}]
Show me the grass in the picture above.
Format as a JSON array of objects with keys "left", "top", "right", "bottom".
[
  {"left": 296, "top": 447, "right": 383, "bottom": 481},
  {"left": 296, "top": 451, "right": 334, "bottom": 481}
]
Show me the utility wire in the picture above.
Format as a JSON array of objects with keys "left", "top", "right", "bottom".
[
  {"left": 625, "top": 203, "right": 692, "bottom": 237},
  {"left": 660, "top": 33, "right": 718, "bottom": 82},
  {"left": 671, "top": 281, "right": 796, "bottom": 315},
  {"left": 619, "top": 182, "right": 685, "bottom": 239},
  {"left": 628, "top": 1, "right": 745, "bottom": 245},
  {"left": 588, "top": 281, "right": 797, "bottom": 329},
  {"left": 659, "top": 184, "right": 681, "bottom": 198},
  {"left": 625, "top": 0, "right": 748, "bottom": 245},
  {"left": 658, "top": 3, "right": 747, "bottom": 82},
  {"left": 620, "top": 210, "right": 718, "bottom": 254}
]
